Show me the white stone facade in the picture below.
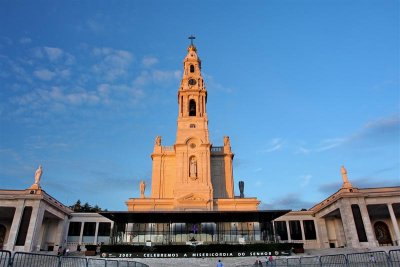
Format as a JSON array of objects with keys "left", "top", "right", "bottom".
[
  {"left": 0, "top": 188, "right": 70, "bottom": 252},
  {"left": 273, "top": 185, "right": 400, "bottom": 249}
]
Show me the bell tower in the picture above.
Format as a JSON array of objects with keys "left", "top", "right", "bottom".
[
  {"left": 173, "top": 36, "right": 213, "bottom": 210},
  {"left": 176, "top": 37, "right": 209, "bottom": 144}
]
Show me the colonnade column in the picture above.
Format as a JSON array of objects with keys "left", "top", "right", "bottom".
[
  {"left": 78, "top": 222, "right": 85, "bottom": 244},
  {"left": 25, "top": 201, "right": 45, "bottom": 252},
  {"left": 300, "top": 220, "right": 306, "bottom": 241},
  {"left": 358, "top": 200, "right": 378, "bottom": 247},
  {"left": 387, "top": 203, "right": 400, "bottom": 245},
  {"left": 94, "top": 222, "right": 100, "bottom": 244},
  {"left": 285, "top": 221, "right": 292, "bottom": 242},
  {"left": 55, "top": 218, "right": 68, "bottom": 251},
  {"left": 339, "top": 199, "right": 359, "bottom": 248},
  {"left": 5, "top": 200, "right": 25, "bottom": 251},
  {"left": 316, "top": 218, "right": 329, "bottom": 249}
]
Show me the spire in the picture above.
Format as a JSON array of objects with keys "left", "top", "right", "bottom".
[{"left": 341, "top": 165, "right": 353, "bottom": 189}]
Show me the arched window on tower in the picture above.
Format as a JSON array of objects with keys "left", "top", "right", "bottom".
[
  {"left": 190, "top": 65, "right": 195, "bottom": 73},
  {"left": 189, "top": 99, "right": 196, "bottom": 116}
]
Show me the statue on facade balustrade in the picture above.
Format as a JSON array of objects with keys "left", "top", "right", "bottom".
[
  {"left": 239, "top": 181, "right": 244, "bottom": 198},
  {"left": 224, "top": 136, "right": 230, "bottom": 147},
  {"left": 34, "top": 165, "right": 42, "bottom": 185},
  {"left": 155, "top": 136, "right": 161, "bottom": 146},
  {"left": 29, "top": 165, "right": 43, "bottom": 190},
  {"left": 140, "top": 180, "right": 146, "bottom": 198},
  {"left": 341, "top": 165, "right": 353, "bottom": 189}
]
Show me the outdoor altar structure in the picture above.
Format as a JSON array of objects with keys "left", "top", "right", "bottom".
[{"left": 99, "top": 39, "right": 289, "bottom": 245}]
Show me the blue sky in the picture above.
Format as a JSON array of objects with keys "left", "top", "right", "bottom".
[{"left": 0, "top": 0, "right": 398, "bottom": 211}]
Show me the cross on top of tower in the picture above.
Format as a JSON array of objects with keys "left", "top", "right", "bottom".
[{"left": 188, "top": 35, "right": 196, "bottom": 45}]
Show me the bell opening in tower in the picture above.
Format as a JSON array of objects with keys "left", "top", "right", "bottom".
[
  {"left": 189, "top": 99, "right": 196, "bottom": 116},
  {"left": 190, "top": 64, "right": 195, "bottom": 73}
]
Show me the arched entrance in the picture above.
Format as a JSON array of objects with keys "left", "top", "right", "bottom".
[
  {"left": 0, "top": 224, "right": 6, "bottom": 249},
  {"left": 374, "top": 221, "right": 392, "bottom": 245}
]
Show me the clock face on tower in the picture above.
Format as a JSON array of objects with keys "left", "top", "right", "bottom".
[{"left": 188, "top": 79, "right": 197, "bottom": 86}]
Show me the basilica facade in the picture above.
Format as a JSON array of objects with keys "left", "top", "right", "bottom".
[
  {"left": 0, "top": 41, "right": 398, "bottom": 253},
  {"left": 125, "top": 43, "right": 259, "bottom": 212}
]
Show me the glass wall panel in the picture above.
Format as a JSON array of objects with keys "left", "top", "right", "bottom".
[
  {"left": 303, "top": 220, "right": 317, "bottom": 240},
  {"left": 274, "top": 221, "right": 288, "bottom": 241},
  {"left": 289, "top": 220, "right": 302, "bottom": 240}
]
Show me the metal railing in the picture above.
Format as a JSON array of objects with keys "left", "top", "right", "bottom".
[
  {"left": 242, "top": 249, "right": 400, "bottom": 266},
  {"left": 1, "top": 249, "right": 400, "bottom": 267},
  {"left": 0, "top": 250, "right": 11, "bottom": 267},
  {"left": 211, "top": 147, "right": 223, "bottom": 152},
  {"left": 0, "top": 251, "right": 148, "bottom": 267}
]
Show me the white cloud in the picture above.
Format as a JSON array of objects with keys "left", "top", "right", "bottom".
[
  {"left": 142, "top": 56, "right": 158, "bottom": 68},
  {"left": 20, "top": 37, "right": 32, "bottom": 44},
  {"left": 312, "top": 116, "right": 399, "bottom": 153},
  {"left": 86, "top": 18, "right": 104, "bottom": 33},
  {"left": 92, "top": 47, "right": 134, "bottom": 81},
  {"left": 33, "top": 67, "right": 70, "bottom": 81},
  {"left": 34, "top": 69, "right": 56, "bottom": 81},
  {"left": 44, "top": 47, "right": 63, "bottom": 61},
  {"left": 133, "top": 71, "right": 150, "bottom": 86},
  {"left": 32, "top": 47, "right": 44, "bottom": 59},
  {"left": 9, "top": 61, "right": 32, "bottom": 83},
  {"left": 203, "top": 73, "right": 233, "bottom": 93},
  {"left": 262, "top": 138, "right": 284, "bottom": 153},
  {"left": 152, "top": 70, "right": 181, "bottom": 83},
  {"left": 299, "top": 174, "right": 312, "bottom": 187},
  {"left": 260, "top": 193, "right": 314, "bottom": 210},
  {"left": 66, "top": 91, "right": 100, "bottom": 105},
  {"left": 295, "top": 146, "right": 311, "bottom": 155},
  {"left": 316, "top": 138, "right": 346, "bottom": 152},
  {"left": 133, "top": 70, "right": 180, "bottom": 87},
  {"left": 31, "top": 47, "right": 74, "bottom": 65},
  {"left": 58, "top": 69, "right": 71, "bottom": 79}
]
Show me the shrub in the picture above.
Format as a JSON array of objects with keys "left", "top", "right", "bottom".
[{"left": 85, "top": 245, "right": 98, "bottom": 251}]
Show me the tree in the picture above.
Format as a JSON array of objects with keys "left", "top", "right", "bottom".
[{"left": 69, "top": 200, "right": 106, "bottom": 212}]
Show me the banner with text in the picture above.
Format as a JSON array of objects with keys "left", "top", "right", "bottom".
[{"left": 101, "top": 251, "right": 291, "bottom": 258}]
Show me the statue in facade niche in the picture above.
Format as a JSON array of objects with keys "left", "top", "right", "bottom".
[
  {"left": 140, "top": 180, "right": 146, "bottom": 198},
  {"left": 34, "top": 165, "right": 43, "bottom": 185},
  {"left": 189, "top": 157, "right": 197, "bottom": 178},
  {"left": 239, "top": 181, "right": 244, "bottom": 198},
  {"left": 155, "top": 136, "right": 161, "bottom": 146}
]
